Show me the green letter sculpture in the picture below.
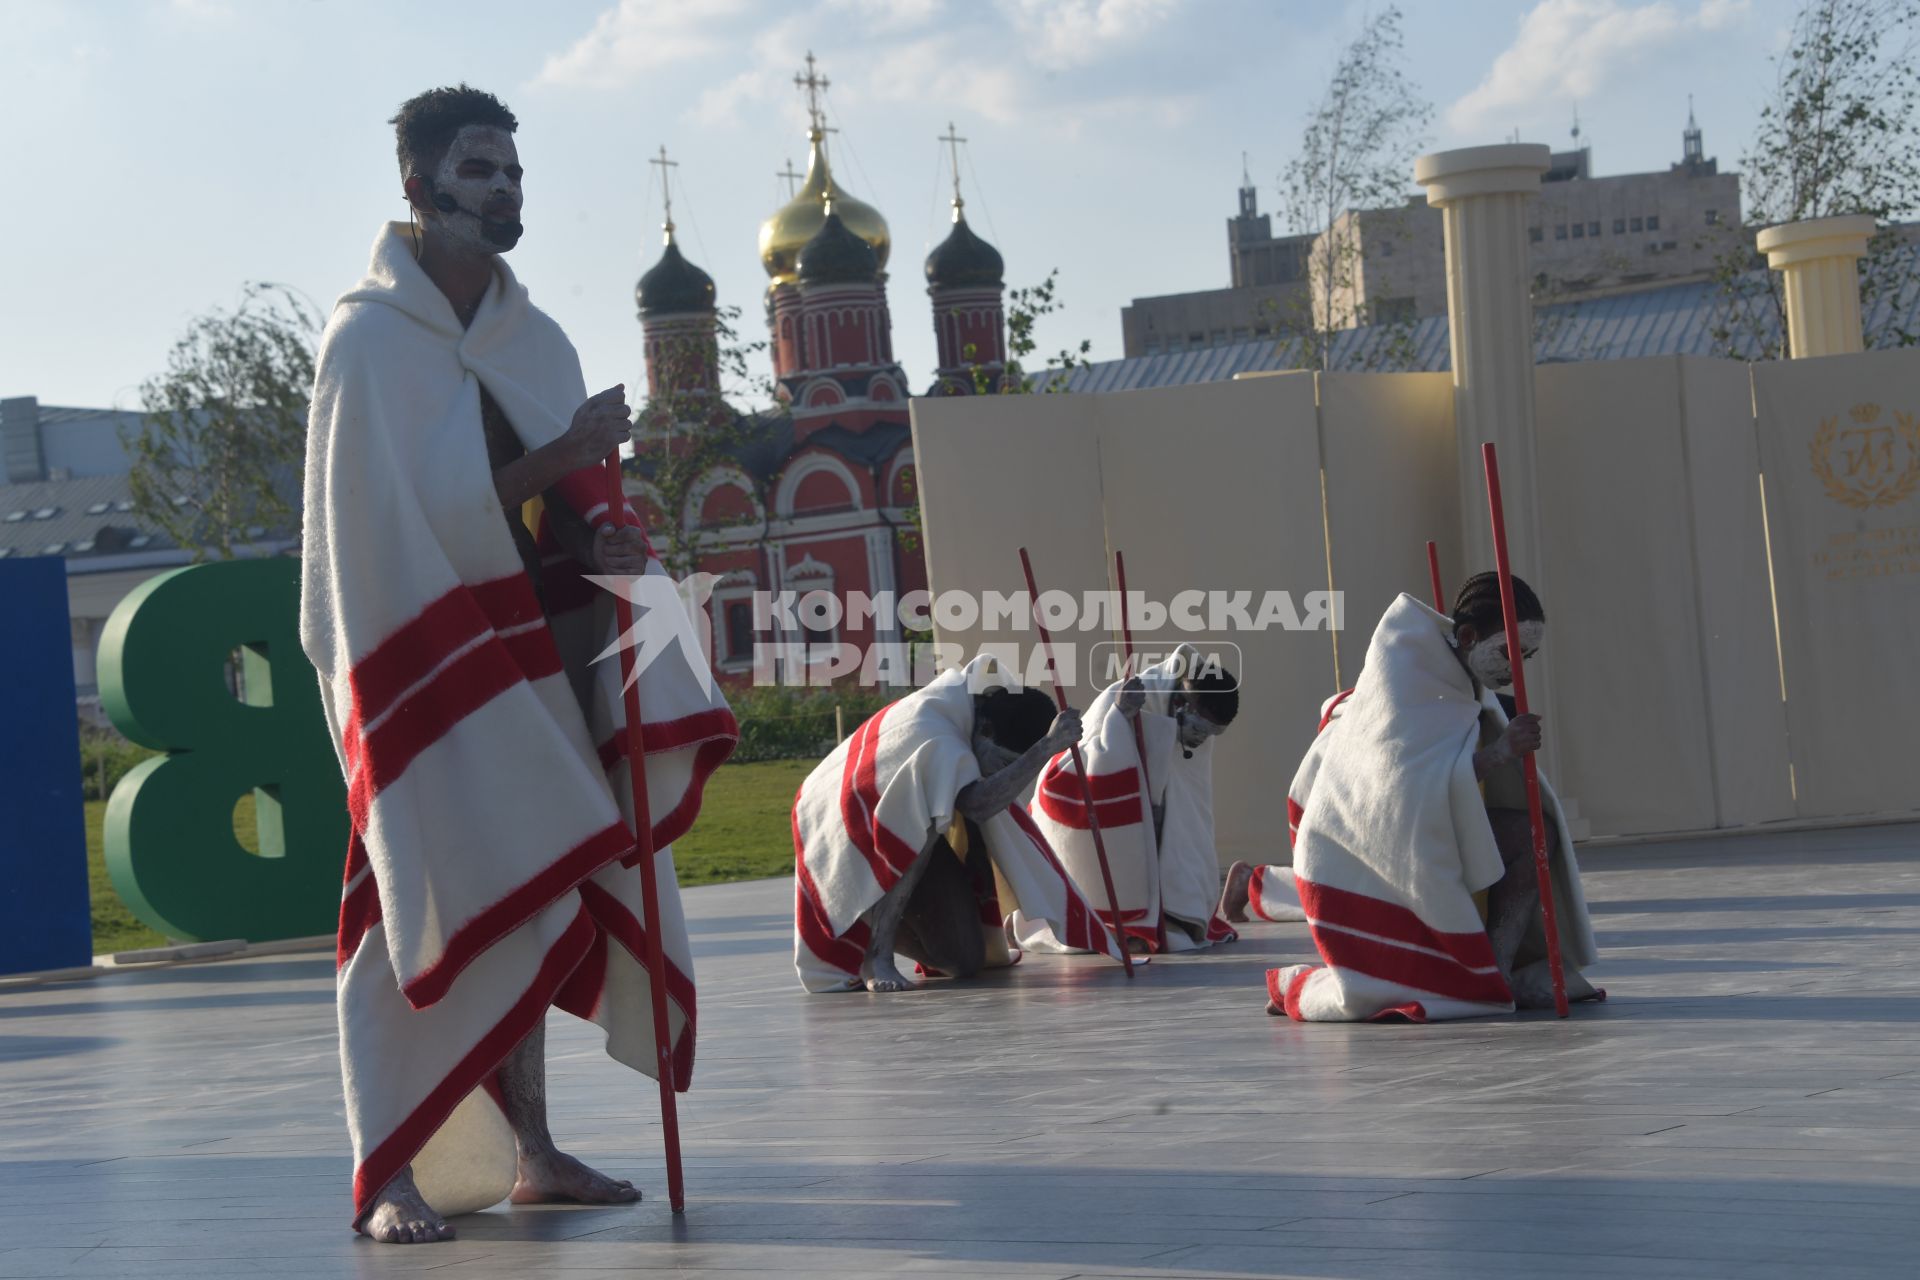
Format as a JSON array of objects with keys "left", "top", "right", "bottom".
[{"left": 99, "top": 560, "right": 347, "bottom": 942}]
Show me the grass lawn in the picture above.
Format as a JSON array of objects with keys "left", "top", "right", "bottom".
[{"left": 83, "top": 759, "right": 812, "bottom": 956}]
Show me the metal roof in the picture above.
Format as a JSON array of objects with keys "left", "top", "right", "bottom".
[{"left": 1045, "top": 262, "right": 1920, "bottom": 393}]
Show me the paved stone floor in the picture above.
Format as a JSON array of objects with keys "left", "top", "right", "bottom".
[{"left": 3, "top": 823, "right": 1920, "bottom": 1278}]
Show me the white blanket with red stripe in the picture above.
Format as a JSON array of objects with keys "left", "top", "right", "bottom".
[
  {"left": 792, "top": 657, "right": 1129, "bottom": 992},
  {"left": 1267, "top": 595, "right": 1596, "bottom": 1022},
  {"left": 1024, "top": 645, "right": 1237, "bottom": 953},
  {"left": 301, "top": 223, "right": 736, "bottom": 1226}
]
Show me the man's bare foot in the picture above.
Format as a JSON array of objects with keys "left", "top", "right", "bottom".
[
  {"left": 1219, "top": 861, "right": 1254, "bottom": 923},
  {"left": 359, "top": 1167, "right": 454, "bottom": 1244},
  {"left": 861, "top": 954, "right": 914, "bottom": 992},
  {"left": 1126, "top": 936, "right": 1151, "bottom": 955},
  {"left": 510, "top": 1147, "right": 642, "bottom": 1205}
]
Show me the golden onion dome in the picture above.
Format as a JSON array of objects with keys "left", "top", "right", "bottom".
[{"left": 758, "top": 129, "right": 890, "bottom": 285}]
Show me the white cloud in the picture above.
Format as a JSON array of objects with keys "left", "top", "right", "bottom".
[
  {"left": 1446, "top": 0, "right": 1749, "bottom": 136},
  {"left": 532, "top": 0, "right": 754, "bottom": 91},
  {"left": 997, "top": 0, "right": 1187, "bottom": 71},
  {"left": 862, "top": 37, "right": 1029, "bottom": 125}
]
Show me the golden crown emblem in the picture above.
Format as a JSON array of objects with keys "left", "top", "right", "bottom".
[{"left": 1849, "top": 402, "right": 1882, "bottom": 423}]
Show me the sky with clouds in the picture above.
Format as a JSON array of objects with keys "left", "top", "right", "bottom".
[{"left": 4, "top": 0, "right": 1800, "bottom": 411}]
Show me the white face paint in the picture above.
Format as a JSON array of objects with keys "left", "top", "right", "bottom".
[
  {"left": 426, "top": 125, "right": 523, "bottom": 256},
  {"left": 1465, "top": 619, "right": 1546, "bottom": 690},
  {"left": 1175, "top": 704, "right": 1228, "bottom": 751}
]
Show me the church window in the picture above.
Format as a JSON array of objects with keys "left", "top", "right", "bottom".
[{"left": 724, "top": 601, "right": 755, "bottom": 662}]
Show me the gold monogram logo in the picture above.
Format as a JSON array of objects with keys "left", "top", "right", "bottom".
[{"left": 1810, "top": 403, "right": 1920, "bottom": 510}]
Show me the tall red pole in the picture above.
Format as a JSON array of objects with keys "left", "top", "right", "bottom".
[
  {"left": 1019, "top": 547, "right": 1133, "bottom": 977},
  {"left": 1480, "top": 443, "right": 1570, "bottom": 1019},
  {"left": 1426, "top": 540, "right": 1446, "bottom": 613},
  {"left": 603, "top": 452, "right": 689, "bottom": 1207},
  {"left": 1113, "top": 551, "right": 1166, "bottom": 953}
]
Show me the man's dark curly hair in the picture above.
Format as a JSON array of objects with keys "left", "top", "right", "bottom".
[
  {"left": 1450, "top": 570, "right": 1545, "bottom": 637},
  {"left": 1180, "top": 668, "right": 1240, "bottom": 727},
  {"left": 390, "top": 85, "right": 518, "bottom": 183},
  {"left": 975, "top": 687, "right": 1058, "bottom": 753}
]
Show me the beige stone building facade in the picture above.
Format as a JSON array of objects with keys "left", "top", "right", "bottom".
[{"left": 1124, "top": 113, "right": 1745, "bottom": 355}]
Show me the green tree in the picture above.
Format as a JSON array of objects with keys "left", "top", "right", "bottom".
[
  {"left": 124, "top": 283, "right": 319, "bottom": 560},
  {"left": 1280, "top": 5, "right": 1432, "bottom": 372},
  {"left": 1710, "top": 0, "right": 1920, "bottom": 358}
]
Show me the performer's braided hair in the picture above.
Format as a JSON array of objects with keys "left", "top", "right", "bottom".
[
  {"left": 390, "top": 85, "right": 519, "bottom": 182},
  {"left": 1181, "top": 668, "right": 1241, "bottom": 727},
  {"left": 1450, "top": 571, "right": 1545, "bottom": 638},
  {"left": 976, "top": 687, "right": 1060, "bottom": 753}
]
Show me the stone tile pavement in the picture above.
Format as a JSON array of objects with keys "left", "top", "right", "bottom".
[{"left": 2, "top": 823, "right": 1918, "bottom": 1278}]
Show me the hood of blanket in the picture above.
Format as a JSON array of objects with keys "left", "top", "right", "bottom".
[
  {"left": 1351, "top": 594, "right": 1480, "bottom": 731},
  {"left": 909, "top": 652, "right": 1024, "bottom": 742}
]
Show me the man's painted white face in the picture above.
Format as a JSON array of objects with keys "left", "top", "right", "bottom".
[
  {"left": 1466, "top": 620, "right": 1545, "bottom": 690},
  {"left": 1175, "top": 706, "right": 1228, "bottom": 751},
  {"left": 429, "top": 125, "right": 523, "bottom": 255}
]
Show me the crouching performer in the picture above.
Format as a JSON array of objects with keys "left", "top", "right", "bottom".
[
  {"left": 302, "top": 87, "right": 737, "bottom": 1243},
  {"left": 793, "top": 656, "right": 1132, "bottom": 993},
  {"left": 1262, "top": 574, "right": 1603, "bottom": 1022},
  {"left": 1025, "top": 644, "right": 1241, "bottom": 953}
]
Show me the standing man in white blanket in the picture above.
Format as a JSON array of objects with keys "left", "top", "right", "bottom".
[
  {"left": 1025, "top": 644, "right": 1241, "bottom": 954},
  {"left": 302, "top": 86, "right": 737, "bottom": 1244},
  {"left": 793, "top": 656, "right": 1132, "bottom": 993},
  {"left": 1244, "top": 573, "right": 1602, "bottom": 1022}
]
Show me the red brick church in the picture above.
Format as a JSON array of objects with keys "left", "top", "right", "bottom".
[{"left": 626, "top": 57, "right": 1007, "bottom": 686}]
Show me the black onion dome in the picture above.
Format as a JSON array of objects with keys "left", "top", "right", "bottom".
[
  {"left": 925, "top": 213, "right": 1004, "bottom": 288},
  {"left": 636, "top": 237, "right": 716, "bottom": 316},
  {"left": 797, "top": 208, "right": 880, "bottom": 285}
]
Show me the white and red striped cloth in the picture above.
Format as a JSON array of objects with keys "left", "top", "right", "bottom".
[
  {"left": 1024, "top": 645, "right": 1237, "bottom": 953},
  {"left": 302, "top": 223, "right": 736, "bottom": 1226},
  {"left": 792, "top": 657, "right": 1130, "bottom": 992},
  {"left": 1266, "top": 595, "right": 1597, "bottom": 1022}
]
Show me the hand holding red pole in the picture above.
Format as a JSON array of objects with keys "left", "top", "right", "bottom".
[{"left": 1481, "top": 443, "right": 1570, "bottom": 1018}]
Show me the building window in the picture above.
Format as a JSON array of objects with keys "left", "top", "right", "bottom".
[
  {"left": 1529, "top": 226, "right": 1544, "bottom": 243},
  {"left": 1613, "top": 218, "right": 1626, "bottom": 234},
  {"left": 1379, "top": 240, "right": 1394, "bottom": 257},
  {"left": 724, "top": 600, "right": 755, "bottom": 663},
  {"left": 1647, "top": 214, "right": 1660, "bottom": 231},
  {"left": 1555, "top": 224, "right": 1568, "bottom": 240},
  {"left": 1705, "top": 209, "right": 1720, "bottom": 225},
  {"left": 1572, "top": 223, "right": 1585, "bottom": 239},
  {"left": 1374, "top": 297, "right": 1417, "bottom": 325},
  {"left": 1631, "top": 216, "right": 1643, "bottom": 232},
  {"left": 1588, "top": 221, "right": 1600, "bottom": 236}
]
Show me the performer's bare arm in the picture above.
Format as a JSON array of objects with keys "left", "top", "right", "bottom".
[
  {"left": 955, "top": 708, "right": 1083, "bottom": 821},
  {"left": 1474, "top": 714, "right": 1541, "bottom": 780},
  {"left": 493, "top": 385, "right": 633, "bottom": 511}
]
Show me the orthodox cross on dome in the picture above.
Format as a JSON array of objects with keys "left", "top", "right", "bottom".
[
  {"left": 939, "top": 121, "right": 967, "bottom": 212},
  {"left": 777, "top": 157, "right": 803, "bottom": 198},
  {"left": 649, "top": 144, "right": 679, "bottom": 236},
  {"left": 794, "top": 51, "right": 830, "bottom": 134}
]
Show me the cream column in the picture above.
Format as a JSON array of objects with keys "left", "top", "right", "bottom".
[
  {"left": 1414, "top": 143, "right": 1551, "bottom": 578},
  {"left": 1755, "top": 215, "right": 1876, "bottom": 359}
]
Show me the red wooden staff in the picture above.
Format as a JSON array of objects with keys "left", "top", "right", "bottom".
[
  {"left": 1426, "top": 540, "right": 1446, "bottom": 613},
  {"left": 1480, "top": 443, "right": 1569, "bottom": 1018},
  {"left": 603, "top": 452, "right": 689, "bottom": 1209},
  {"left": 1113, "top": 550, "right": 1166, "bottom": 953},
  {"left": 1019, "top": 547, "right": 1133, "bottom": 977}
]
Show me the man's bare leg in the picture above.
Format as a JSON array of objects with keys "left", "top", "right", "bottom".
[
  {"left": 359, "top": 1165, "right": 455, "bottom": 1244},
  {"left": 1219, "top": 860, "right": 1254, "bottom": 923},
  {"left": 499, "top": 1018, "right": 642, "bottom": 1204},
  {"left": 894, "top": 840, "right": 987, "bottom": 980},
  {"left": 859, "top": 833, "right": 943, "bottom": 991},
  {"left": 1484, "top": 808, "right": 1547, "bottom": 1000}
]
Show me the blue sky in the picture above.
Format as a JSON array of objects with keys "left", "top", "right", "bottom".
[{"left": 4, "top": 0, "right": 1795, "bottom": 410}]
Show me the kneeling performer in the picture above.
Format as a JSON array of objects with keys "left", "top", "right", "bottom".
[
  {"left": 1263, "top": 574, "right": 1603, "bottom": 1021},
  {"left": 793, "top": 657, "right": 1131, "bottom": 993},
  {"left": 1027, "top": 644, "right": 1241, "bottom": 953}
]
